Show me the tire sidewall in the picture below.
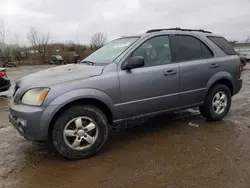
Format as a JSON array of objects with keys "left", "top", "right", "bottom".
[{"left": 52, "top": 106, "right": 109, "bottom": 159}]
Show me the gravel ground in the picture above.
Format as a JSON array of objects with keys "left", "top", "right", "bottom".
[{"left": 1, "top": 65, "right": 250, "bottom": 188}]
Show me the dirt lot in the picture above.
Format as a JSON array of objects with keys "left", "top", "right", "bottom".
[{"left": 1, "top": 65, "right": 250, "bottom": 188}]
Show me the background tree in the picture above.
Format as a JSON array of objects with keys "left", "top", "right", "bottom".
[
  {"left": 0, "top": 19, "right": 7, "bottom": 56},
  {"left": 12, "top": 33, "right": 25, "bottom": 63},
  {"left": 27, "top": 26, "right": 51, "bottom": 63},
  {"left": 90, "top": 32, "right": 107, "bottom": 50},
  {"left": 245, "top": 36, "right": 250, "bottom": 43}
]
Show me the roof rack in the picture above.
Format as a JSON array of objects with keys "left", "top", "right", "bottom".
[{"left": 146, "top": 27, "right": 212, "bottom": 34}]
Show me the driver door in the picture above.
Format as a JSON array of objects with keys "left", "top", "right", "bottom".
[{"left": 118, "top": 35, "right": 180, "bottom": 118}]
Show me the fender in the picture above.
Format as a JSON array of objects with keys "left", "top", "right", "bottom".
[
  {"left": 49, "top": 88, "right": 114, "bottom": 112},
  {"left": 206, "top": 71, "right": 233, "bottom": 91}
]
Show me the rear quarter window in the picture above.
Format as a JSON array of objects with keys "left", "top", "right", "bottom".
[{"left": 208, "top": 36, "right": 236, "bottom": 55}]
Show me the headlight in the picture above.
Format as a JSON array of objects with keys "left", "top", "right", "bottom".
[{"left": 21, "top": 88, "right": 50, "bottom": 106}]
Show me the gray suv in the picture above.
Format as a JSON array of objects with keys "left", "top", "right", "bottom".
[{"left": 9, "top": 28, "right": 242, "bottom": 159}]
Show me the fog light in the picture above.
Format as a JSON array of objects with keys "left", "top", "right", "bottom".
[
  {"left": 17, "top": 118, "right": 27, "bottom": 133},
  {"left": 18, "top": 124, "right": 24, "bottom": 133},
  {"left": 17, "top": 118, "right": 26, "bottom": 125}
]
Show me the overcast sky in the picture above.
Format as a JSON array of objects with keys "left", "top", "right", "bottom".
[{"left": 1, "top": 0, "right": 250, "bottom": 45}]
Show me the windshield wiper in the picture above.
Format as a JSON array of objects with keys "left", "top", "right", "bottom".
[{"left": 80, "top": 60, "right": 95, "bottom": 65}]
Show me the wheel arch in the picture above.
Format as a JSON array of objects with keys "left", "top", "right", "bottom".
[
  {"left": 206, "top": 72, "right": 234, "bottom": 96},
  {"left": 46, "top": 89, "right": 114, "bottom": 140},
  {"left": 48, "top": 98, "right": 113, "bottom": 140}
]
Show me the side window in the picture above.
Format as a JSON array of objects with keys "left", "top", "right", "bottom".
[
  {"left": 131, "top": 36, "right": 171, "bottom": 67},
  {"left": 201, "top": 42, "right": 214, "bottom": 58},
  {"left": 175, "top": 35, "right": 202, "bottom": 62}
]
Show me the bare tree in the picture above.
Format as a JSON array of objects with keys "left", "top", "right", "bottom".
[
  {"left": 14, "top": 33, "right": 21, "bottom": 46},
  {"left": 12, "top": 33, "right": 24, "bottom": 63},
  {"left": 27, "top": 26, "right": 51, "bottom": 63},
  {"left": 90, "top": 32, "right": 107, "bottom": 50},
  {"left": 245, "top": 36, "right": 250, "bottom": 43},
  {"left": 0, "top": 19, "right": 7, "bottom": 56}
]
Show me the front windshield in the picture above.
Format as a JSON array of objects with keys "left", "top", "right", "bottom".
[{"left": 82, "top": 37, "right": 139, "bottom": 64}]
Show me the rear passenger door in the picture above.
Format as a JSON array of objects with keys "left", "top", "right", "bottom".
[{"left": 172, "top": 34, "right": 215, "bottom": 107}]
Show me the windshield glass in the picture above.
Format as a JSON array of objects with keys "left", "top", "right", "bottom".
[{"left": 82, "top": 37, "right": 139, "bottom": 64}]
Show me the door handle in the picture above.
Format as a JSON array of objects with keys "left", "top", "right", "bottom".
[
  {"left": 210, "top": 63, "right": 220, "bottom": 68},
  {"left": 164, "top": 70, "right": 177, "bottom": 76}
]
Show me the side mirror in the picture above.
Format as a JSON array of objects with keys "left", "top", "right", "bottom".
[{"left": 121, "top": 56, "right": 145, "bottom": 70}]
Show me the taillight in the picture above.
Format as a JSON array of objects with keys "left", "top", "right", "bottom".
[
  {"left": 237, "top": 55, "right": 243, "bottom": 72},
  {"left": 0, "top": 72, "right": 6, "bottom": 77},
  {"left": 239, "top": 61, "right": 243, "bottom": 72}
]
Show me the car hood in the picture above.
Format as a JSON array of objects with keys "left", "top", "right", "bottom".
[{"left": 16, "top": 64, "right": 105, "bottom": 88}]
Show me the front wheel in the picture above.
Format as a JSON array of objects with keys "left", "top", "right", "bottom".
[
  {"left": 199, "top": 84, "right": 231, "bottom": 121},
  {"left": 52, "top": 105, "right": 109, "bottom": 160}
]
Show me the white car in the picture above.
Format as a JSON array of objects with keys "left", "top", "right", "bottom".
[{"left": 246, "top": 53, "right": 250, "bottom": 62}]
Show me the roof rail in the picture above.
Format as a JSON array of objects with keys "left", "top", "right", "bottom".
[{"left": 146, "top": 28, "right": 212, "bottom": 34}]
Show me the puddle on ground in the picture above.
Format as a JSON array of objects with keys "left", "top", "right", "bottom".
[
  {"left": 0, "top": 97, "right": 9, "bottom": 109},
  {"left": 9, "top": 113, "right": 247, "bottom": 188}
]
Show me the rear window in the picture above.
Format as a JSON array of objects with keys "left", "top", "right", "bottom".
[{"left": 208, "top": 36, "right": 236, "bottom": 55}]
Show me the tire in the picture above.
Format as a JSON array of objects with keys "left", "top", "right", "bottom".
[
  {"left": 52, "top": 105, "right": 109, "bottom": 160},
  {"left": 199, "top": 84, "right": 231, "bottom": 121}
]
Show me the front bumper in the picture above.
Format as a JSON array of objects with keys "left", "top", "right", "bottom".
[
  {"left": 8, "top": 100, "right": 58, "bottom": 141},
  {"left": 233, "top": 79, "right": 242, "bottom": 95}
]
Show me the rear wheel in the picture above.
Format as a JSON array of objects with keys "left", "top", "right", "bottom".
[
  {"left": 52, "top": 105, "right": 109, "bottom": 159},
  {"left": 199, "top": 84, "right": 231, "bottom": 121}
]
